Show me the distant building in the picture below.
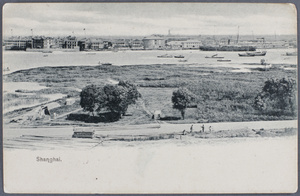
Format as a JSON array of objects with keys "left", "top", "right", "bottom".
[
  {"left": 3, "top": 37, "right": 32, "bottom": 50},
  {"left": 103, "top": 40, "right": 113, "bottom": 49},
  {"left": 88, "top": 38, "right": 104, "bottom": 50},
  {"left": 63, "top": 36, "right": 77, "bottom": 49},
  {"left": 182, "top": 40, "right": 202, "bottom": 49},
  {"left": 51, "top": 37, "right": 64, "bottom": 49},
  {"left": 130, "top": 39, "right": 144, "bottom": 50},
  {"left": 142, "top": 36, "right": 165, "bottom": 49},
  {"left": 32, "top": 36, "right": 45, "bottom": 49},
  {"left": 113, "top": 39, "right": 130, "bottom": 50},
  {"left": 77, "top": 38, "right": 88, "bottom": 51},
  {"left": 166, "top": 41, "right": 183, "bottom": 50},
  {"left": 43, "top": 37, "right": 54, "bottom": 49}
]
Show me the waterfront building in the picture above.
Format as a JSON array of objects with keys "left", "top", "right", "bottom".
[
  {"left": 43, "top": 37, "right": 54, "bottom": 49},
  {"left": 63, "top": 36, "right": 77, "bottom": 49},
  {"left": 77, "top": 38, "right": 88, "bottom": 51},
  {"left": 51, "top": 37, "right": 64, "bottom": 49},
  {"left": 166, "top": 41, "right": 183, "bottom": 50},
  {"left": 142, "top": 36, "right": 165, "bottom": 50},
  {"left": 32, "top": 36, "right": 45, "bottom": 49},
  {"left": 113, "top": 39, "right": 131, "bottom": 50},
  {"left": 101, "top": 40, "right": 112, "bottom": 49},
  {"left": 88, "top": 38, "right": 104, "bottom": 50},
  {"left": 3, "top": 37, "right": 32, "bottom": 50},
  {"left": 130, "top": 39, "right": 144, "bottom": 50},
  {"left": 182, "top": 40, "right": 202, "bottom": 49}
]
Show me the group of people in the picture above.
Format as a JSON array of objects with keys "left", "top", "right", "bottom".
[{"left": 182, "top": 124, "right": 212, "bottom": 135}]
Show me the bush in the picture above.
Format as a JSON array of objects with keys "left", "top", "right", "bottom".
[{"left": 254, "top": 78, "right": 296, "bottom": 115}]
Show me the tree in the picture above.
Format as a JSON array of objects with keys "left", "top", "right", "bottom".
[
  {"left": 80, "top": 81, "right": 141, "bottom": 121},
  {"left": 254, "top": 78, "right": 296, "bottom": 115},
  {"left": 172, "top": 87, "right": 195, "bottom": 119},
  {"left": 80, "top": 84, "right": 102, "bottom": 116},
  {"left": 117, "top": 81, "right": 141, "bottom": 115}
]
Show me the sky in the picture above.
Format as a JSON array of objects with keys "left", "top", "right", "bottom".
[{"left": 3, "top": 3, "right": 297, "bottom": 37}]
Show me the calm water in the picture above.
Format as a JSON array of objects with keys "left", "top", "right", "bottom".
[{"left": 3, "top": 48, "right": 297, "bottom": 73}]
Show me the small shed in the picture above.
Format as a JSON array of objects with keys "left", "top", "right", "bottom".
[{"left": 152, "top": 110, "right": 162, "bottom": 120}]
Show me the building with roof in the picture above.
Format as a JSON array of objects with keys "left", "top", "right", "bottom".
[
  {"left": 3, "top": 37, "right": 32, "bottom": 50},
  {"left": 142, "top": 36, "right": 165, "bottom": 50},
  {"left": 166, "top": 41, "right": 183, "bottom": 50},
  {"left": 88, "top": 38, "right": 104, "bottom": 50},
  {"left": 43, "top": 37, "right": 55, "bottom": 49},
  {"left": 130, "top": 39, "right": 144, "bottom": 50},
  {"left": 63, "top": 36, "right": 78, "bottom": 49},
  {"left": 113, "top": 39, "right": 131, "bottom": 50},
  {"left": 182, "top": 40, "right": 202, "bottom": 49},
  {"left": 32, "top": 36, "right": 45, "bottom": 49}
]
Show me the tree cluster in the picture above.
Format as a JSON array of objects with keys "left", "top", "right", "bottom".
[
  {"left": 254, "top": 78, "right": 297, "bottom": 115},
  {"left": 80, "top": 81, "right": 141, "bottom": 120}
]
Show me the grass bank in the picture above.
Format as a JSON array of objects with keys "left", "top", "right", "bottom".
[{"left": 3, "top": 63, "right": 297, "bottom": 126}]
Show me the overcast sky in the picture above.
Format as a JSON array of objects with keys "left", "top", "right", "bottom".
[{"left": 3, "top": 3, "right": 297, "bottom": 37}]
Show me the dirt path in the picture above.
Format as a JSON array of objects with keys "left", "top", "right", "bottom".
[{"left": 5, "top": 120, "right": 297, "bottom": 137}]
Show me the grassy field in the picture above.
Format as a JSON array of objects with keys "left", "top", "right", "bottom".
[{"left": 3, "top": 63, "right": 297, "bottom": 126}]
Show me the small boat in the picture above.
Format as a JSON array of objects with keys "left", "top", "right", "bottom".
[
  {"left": 72, "top": 129, "right": 95, "bottom": 139},
  {"left": 42, "top": 51, "right": 53, "bottom": 53},
  {"left": 217, "top": 59, "right": 231, "bottom": 62},
  {"left": 246, "top": 51, "right": 267, "bottom": 56},
  {"left": 99, "top": 61, "right": 112, "bottom": 65},
  {"left": 174, "top": 55, "right": 185, "bottom": 58},
  {"left": 205, "top": 54, "right": 224, "bottom": 59},
  {"left": 286, "top": 52, "right": 297, "bottom": 56},
  {"left": 178, "top": 59, "right": 188, "bottom": 62},
  {"left": 238, "top": 53, "right": 255, "bottom": 57},
  {"left": 157, "top": 54, "right": 173, "bottom": 58},
  {"left": 43, "top": 54, "right": 48, "bottom": 57}
]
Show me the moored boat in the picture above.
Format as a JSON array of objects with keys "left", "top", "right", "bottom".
[
  {"left": 205, "top": 54, "right": 224, "bottom": 59},
  {"left": 246, "top": 51, "right": 267, "bottom": 56},
  {"left": 99, "top": 61, "right": 112, "bottom": 65},
  {"left": 238, "top": 52, "right": 255, "bottom": 57},
  {"left": 286, "top": 52, "right": 297, "bottom": 56},
  {"left": 174, "top": 55, "right": 185, "bottom": 58},
  {"left": 217, "top": 59, "right": 231, "bottom": 62},
  {"left": 178, "top": 59, "right": 187, "bottom": 62},
  {"left": 157, "top": 54, "right": 173, "bottom": 58}
]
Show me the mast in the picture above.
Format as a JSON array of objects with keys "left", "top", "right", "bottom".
[{"left": 236, "top": 26, "right": 240, "bottom": 44}]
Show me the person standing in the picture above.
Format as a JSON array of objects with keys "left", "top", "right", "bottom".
[{"left": 201, "top": 125, "right": 205, "bottom": 133}]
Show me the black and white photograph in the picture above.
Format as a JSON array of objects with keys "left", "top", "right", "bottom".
[{"left": 2, "top": 2, "right": 298, "bottom": 194}]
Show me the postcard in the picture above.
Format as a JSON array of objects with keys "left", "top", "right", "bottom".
[{"left": 2, "top": 2, "right": 298, "bottom": 194}]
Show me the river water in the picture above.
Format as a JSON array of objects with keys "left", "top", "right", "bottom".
[{"left": 3, "top": 48, "right": 297, "bottom": 73}]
